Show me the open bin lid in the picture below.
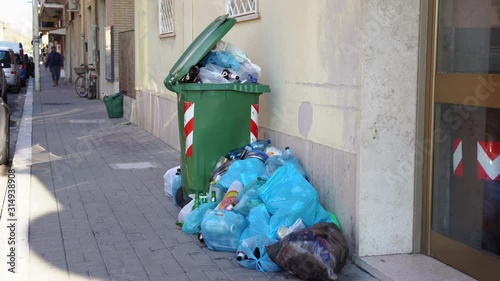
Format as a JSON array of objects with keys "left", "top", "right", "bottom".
[{"left": 165, "top": 15, "right": 236, "bottom": 88}]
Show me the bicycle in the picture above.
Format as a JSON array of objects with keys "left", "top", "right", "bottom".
[{"left": 74, "top": 64, "right": 97, "bottom": 99}]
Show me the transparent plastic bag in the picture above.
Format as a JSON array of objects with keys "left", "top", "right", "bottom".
[
  {"left": 198, "top": 64, "right": 231, "bottom": 84},
  {"left": 264, "top": 147, "right": 306, "bottom": 178},
  {"left": 201, "top": 209, "right": 248, "bottom": 252},
  {"left": 264, "top": 146, "right": 282, "bottom": 157},
  {"left": 233, "top": 178, "right": 266, "bottom": 216},
  {"left": 214, "top": 40, "right": 250, "bottom": 63},
  {"left": 182, "top": 202, "right": 218, "bottom": 234},
  {"left": 232, "top": 61, "right": 261, "bottom": 83}
]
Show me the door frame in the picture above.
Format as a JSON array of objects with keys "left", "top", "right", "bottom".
[{"left": 423, "top": 1, "right": 500, "bottom": 280}]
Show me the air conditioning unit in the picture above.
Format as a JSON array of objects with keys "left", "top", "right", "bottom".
[{"left": 67, "top": 0, "right": 79, "bottom": 12}]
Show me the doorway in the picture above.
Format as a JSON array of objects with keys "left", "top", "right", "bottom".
[{"left": 426, "top": 0, "right": 500, "bottom": 280}]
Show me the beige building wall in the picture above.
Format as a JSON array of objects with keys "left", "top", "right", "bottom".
[
  {"left": 97, "top": 0, "right": 134, "bottom": 96},
  {"left": 133, "top": 0, "right": 421, "bottom": 257},
  {"left": 67, "top": 2, "right": 87, "bottom": 70}
]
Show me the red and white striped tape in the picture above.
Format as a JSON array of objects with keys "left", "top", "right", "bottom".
[
  {"left": 452, "top": 139, "right": 463, "bottom": 176},
  {"left": 184, "top": 102, "right": 194, "bottom": 157},
  {"left": 477, "top": 141, "right": 500, "bottom": 181},
  {"left": 250, "top": 104, "right": 259, "bottom": 143}
]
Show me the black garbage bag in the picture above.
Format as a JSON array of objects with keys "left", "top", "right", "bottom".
[{"left": 266, "top": 222, "right": 349, "bottom": 281}]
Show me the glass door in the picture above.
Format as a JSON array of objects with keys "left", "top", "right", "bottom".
[{"left": 429, "top": 0, "right": 500, "bottom": 280}]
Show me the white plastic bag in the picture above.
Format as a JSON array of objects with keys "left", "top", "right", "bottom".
[
  {"left": 163, "top": 165, "right": 180, "bottom": 197},
  {"left": 177, "top": 194, "right": 195, "bottom": 223},
  {"left": 214, "top": 40, "right": 250, "bottom": 63},
  {"left": 60, "top": 68, "right": 66, "bottom": 79}
]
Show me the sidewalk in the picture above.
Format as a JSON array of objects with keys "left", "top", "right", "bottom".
[{"left": 0, "top": 70, "right": 377, "bottom": 281}]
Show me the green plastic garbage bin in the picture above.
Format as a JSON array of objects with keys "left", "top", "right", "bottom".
[
  {"left": 103, "top": 91, "right": 124, "bottom": 118},
  {"left": 164, "top": 15, "right": 271, "bottom": 197}
]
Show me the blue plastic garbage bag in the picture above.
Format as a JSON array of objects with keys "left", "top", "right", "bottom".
[
  {"left": 258, "top": 163, "right": 331, "bottom": 239},
  {"left": 236, "top": 235, "right": 281, "bottom": 272},
  {"left": 201, "top": 51, "right": 241, "bottom": 70},
  {"left": 201, "top": 209, "right": 248, "bottom": 252},
  {"left": 264, "top": 148, "right": 306, "bottom": 178},
  {"left": 240, "top": 203, "right": 271, "bottom": 240},
  {"left": 217, "top": 158, "right": 265, "bottom": 190},
  {"left": 182, "top": 202, "right": 218, "bottom": 234}
]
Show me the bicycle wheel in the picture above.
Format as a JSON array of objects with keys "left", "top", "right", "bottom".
[
  {"left": 87, "top": 79, "right": 96, "bottom": 100},
  {"left": 75, "top": 76, "right": 88, "bottom": 97}
]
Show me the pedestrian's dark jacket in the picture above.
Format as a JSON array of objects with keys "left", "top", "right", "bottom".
[{"left": 45, "top": 51, "right": 63, "bottom": 68}]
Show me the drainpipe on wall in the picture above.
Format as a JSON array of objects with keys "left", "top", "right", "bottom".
[
  {"left": 91, "top": 0, "right": 99, "bottom": 96},
  {"left": 91, "top": 0, "right": 97, "bottom": 66},
  {"left": 80, "top": 2, "right": 84, "bottom": 64},
  {"left": 33, "top": 0, "right": 40, "bottom": 91},
  {"left": 67, "top": 25, "right": 72, "bottom": 82}
]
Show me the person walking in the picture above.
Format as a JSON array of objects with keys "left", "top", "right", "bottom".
[{"left": 44, "top": 46, "right": 64, "bottom": 86}]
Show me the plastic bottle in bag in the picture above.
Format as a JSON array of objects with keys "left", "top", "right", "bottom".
[
  {"left": 225, "top": 145, "right": 251, "bottom": 160},
  {"left": 200, "top": 210, "right": 248, "bottom": 252},
  {"left": 216, "top": 181, "right": 242, "bottom": 210},
  {"left": 222, "top": 68, "right": 240, "bottom": 82},
  {"left": 282, "top": 147, "right": 306, "bottom": 178},
  {"left": 250, "top": 139, "right": 271, "bottom": 151},
  {"left": 180, "top": 65, "right": 200, "bottom": 83},
  {"left": 199, "top": 64, "right": 231, "bottom": 84},
  {"left": 234, "top": 61, "right": 261, "bottom": 83},
  {"left": 210, "top": 157, "right": 233, "bottom": 182}
]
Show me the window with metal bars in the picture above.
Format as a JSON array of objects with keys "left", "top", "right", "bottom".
[
  {"left": 159, "top": 0, "right": 174, "bottom": 36},
  {"left": 225, "top": 0, "right": 259, "bottom": 20}
]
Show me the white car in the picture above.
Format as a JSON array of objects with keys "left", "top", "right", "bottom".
[
  {"left": 0, "top": 68, "right": 6, "bottom": 102},
  {"left": 0, "top": 48, "right": 21, "bottom": 93}
]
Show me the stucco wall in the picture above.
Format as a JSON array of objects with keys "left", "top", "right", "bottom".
[{"left": 134, "top": 0, "right": 420, "bottom": 257}]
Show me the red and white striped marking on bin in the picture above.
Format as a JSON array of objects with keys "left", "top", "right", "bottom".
[
  {"left": 184, "top": 102, "right": 195, "bottom": 157},
  {"left": 250, "top": 104, "right": 259, "bottom": 143}
]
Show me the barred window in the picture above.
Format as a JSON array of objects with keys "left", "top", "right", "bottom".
[
  {"left": 225, "top": 0, "right": 260, "bottom": 21},
  {"left": 159, "top": 0, "right": 174, "bottom": 36}
]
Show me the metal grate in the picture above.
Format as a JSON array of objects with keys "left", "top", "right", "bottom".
[
  {"left": 159, "top": 0, "right": 174, "bottom": 35},
  {"left": 226, "top": 0, "right": 258, "bottom": 18}
]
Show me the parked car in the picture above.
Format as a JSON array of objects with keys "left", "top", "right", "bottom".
[
  {"left": 0, "top": 41, "right": 24, "bottom": 58},
  {"left": 0, "top": 48, "right": 21, "bottom": 93},
  {"left": 0, "top": 68, "right": 6, "bottom": 103},
  {"left": 0, "top": 42, "right": 25, "bottom": 87},
  {"left": 14, "top": 53, "right": 27, "bottom": 87}
]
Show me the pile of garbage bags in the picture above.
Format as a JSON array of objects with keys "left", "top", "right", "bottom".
[
  {"left": 164, "top": 139, "right": 349, "bottom": 281},
  {"left": 179, "top": 40, "right": 262, "bottom": 84}
]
